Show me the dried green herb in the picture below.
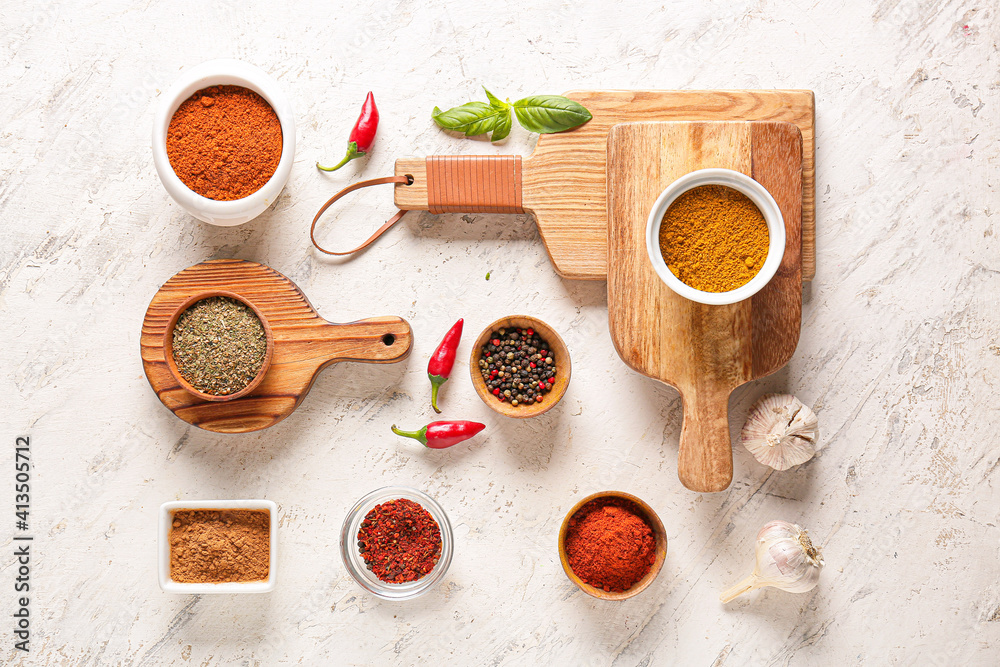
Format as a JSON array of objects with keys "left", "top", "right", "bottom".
[{"left": 171, "top": 296, "right": 267, "bottom": 395}]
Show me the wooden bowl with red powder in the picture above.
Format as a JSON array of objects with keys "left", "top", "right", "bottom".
[{"left": 558, "top": 491, "right": 667, "bottom": 600}]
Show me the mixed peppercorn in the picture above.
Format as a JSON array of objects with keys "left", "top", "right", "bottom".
[
  {"left": 357, "top": 498, "right": 442, "bottom": 583},
  {"left": 478, "top": 327, "right": 556, "bottom": 406}
]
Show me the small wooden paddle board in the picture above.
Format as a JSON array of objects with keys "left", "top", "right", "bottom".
[{"left": 140, "top": 259, "right": 412, "bottom": 433}]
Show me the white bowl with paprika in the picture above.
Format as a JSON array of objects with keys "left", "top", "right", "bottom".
[{"left": 152, "top": 59, "right": 296, "bottom": 226}]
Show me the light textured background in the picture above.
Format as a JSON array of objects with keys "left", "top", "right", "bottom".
[{"left": 1, "top": 0, "right": 998, "bottom": 665}]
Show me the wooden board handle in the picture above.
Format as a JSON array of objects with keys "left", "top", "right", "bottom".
[
  {"left": 677, "top": 388, "right": 734, "bottom": 493},
  {"left": 280, "top": 316, "right": 413, "bottom": 367},
  {"left": 394, "top": 156, "right": 524, "bottom": 214}
]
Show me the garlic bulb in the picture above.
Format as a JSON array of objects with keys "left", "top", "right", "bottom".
[
  {"left": 741, "top": 394, "right": 819, "bottom": 470},
  {"left": 720, "top": 520, "right": 824, "bottom": 603}
]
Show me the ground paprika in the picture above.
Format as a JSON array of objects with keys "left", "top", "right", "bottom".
[
  {"left": 565, "top": 498, "right": 656, "bottom": 592},
  {"left": 166, "top": 84, "right": 282, "bottom": 201}
]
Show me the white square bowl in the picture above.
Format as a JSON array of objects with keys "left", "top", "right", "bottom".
[{"left": 159, "top": 499, "right": 277, "bottom": 594}]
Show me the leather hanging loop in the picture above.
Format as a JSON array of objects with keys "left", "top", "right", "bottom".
[{"left": 310, "top": 174, "right": 413, "bottom": 256}]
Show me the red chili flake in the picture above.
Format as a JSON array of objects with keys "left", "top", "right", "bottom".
[{"left": 357, "top": 498, "right": 442, "bottom": 584}]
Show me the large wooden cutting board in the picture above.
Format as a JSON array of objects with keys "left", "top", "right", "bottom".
[
  {"left": 607, "top": 121, "right": 802, "bottom": 492},
  {"left": 140, "top": 259, "right": 412, "bottom": 433},
  {"left": 395, "top": 90, "right": 814, "bottom": 281}
]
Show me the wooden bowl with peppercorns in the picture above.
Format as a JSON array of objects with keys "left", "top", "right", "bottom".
[
  {"left": 558, "top": 491, "right": 667, "bottom": 601},
  {"left": 470, "top": 315, "right": 571, "bottom": 419}
]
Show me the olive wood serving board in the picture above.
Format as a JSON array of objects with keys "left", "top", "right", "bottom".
[
  {"left": 140, "top": 259, "right": 412, "bottom": 433},
  {"left": 394, "top": 89, "right": 814, "bottom": 281},
  {"left": 606, "top": 121, "right": 802, "bottom": 493}
]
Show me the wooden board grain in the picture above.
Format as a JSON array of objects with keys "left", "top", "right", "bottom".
[
  {"left": 606, "top": 121, "right": 802, "bottom": 492},
  {"left": 396, "top": 89, "right": 814, "bottom": 281},
  {"left": 140, "top": 259, "right": 412, "bottom": 433}
]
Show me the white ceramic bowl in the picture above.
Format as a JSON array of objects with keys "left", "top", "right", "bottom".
[
  {"left": 645, "top": 168, "right": 785, "bottom": 305},
  {"left": 158, "top": 499, "right": 277, "bottom": 594},
  {"left": 152, "top": 59, "right": 295, "bottom": 226},
  {"left": 340, "top": 486, "right": 453, "bottom": 601}
]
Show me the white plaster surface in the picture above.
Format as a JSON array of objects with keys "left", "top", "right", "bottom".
[{"left": 1, "top": 1, "right": 998, "bottom": 664}]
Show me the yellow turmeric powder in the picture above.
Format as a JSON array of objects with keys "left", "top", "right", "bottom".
[{"left": 658, "top": 185, "right": 769, "bottom": 293}]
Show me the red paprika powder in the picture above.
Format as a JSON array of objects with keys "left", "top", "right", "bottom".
[
  {"left": 166, "top": 84, "right": 282, "bottom": 201},
  {"left": 357, "top": 498, "right": 442, "bottom": 583},
  {"left": 565, "top": 498, "right": 656, "bottom": 592}
]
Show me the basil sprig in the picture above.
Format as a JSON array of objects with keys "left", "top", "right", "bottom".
[{"left": 432, "top": 87, "right": 592, "bottom": 141}]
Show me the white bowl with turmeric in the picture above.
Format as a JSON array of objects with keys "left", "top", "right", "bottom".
[
  {"left": 158, "top": 499, "right": 277, "bottom": 594},
  {"left": 645, "top": 169, "right": 785, "bottom": 306}
]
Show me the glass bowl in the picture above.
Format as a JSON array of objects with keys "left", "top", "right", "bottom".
[{"left": 340, "top": 486, "right": 453, "bottom": 601}]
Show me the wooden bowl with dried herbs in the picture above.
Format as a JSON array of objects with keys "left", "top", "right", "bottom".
[{"left": 163, "top": 291, "right": 274, "bottom": 402}]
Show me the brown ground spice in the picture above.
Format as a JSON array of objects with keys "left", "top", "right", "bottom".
[
  {"left": 166, "top": 85, "right": 282, "bottom": 201},
  {"left": 169, "top": 509, "right": 270, "bottom": 583},
  {"left": 658, "top": 184, "right": 769, "bottom": 293}
]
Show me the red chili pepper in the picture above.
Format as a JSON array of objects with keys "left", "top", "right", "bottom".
[
  {"left": 316, "top": 91, "right": 379, "bottom": 172},
  {"left": 391, "top": 421, "right": 485, "bottom": 449},
  {"left": 427, "top": 318, "right": 463, "bottom": 414}
]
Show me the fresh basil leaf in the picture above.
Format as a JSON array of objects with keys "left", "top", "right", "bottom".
[
  {"left": 483, "top": 87, "right": 508, "bottom": 110},
  {"left": 432, "top": 102, "right": 505, "bottom": 136},
  {"left": 490, "top": 110, "right": 513, "bottom": 141},
  {"left": 512, "top": 95, "right": 593, "bottom": 134}
]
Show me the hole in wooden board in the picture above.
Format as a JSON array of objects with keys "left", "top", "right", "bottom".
[{"left": 382, "top": 334, "right": 395, "bottom": 346}]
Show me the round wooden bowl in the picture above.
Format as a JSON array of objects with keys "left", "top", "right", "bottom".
[
  {"left": 558, "top": 491, "right": 668, "bottom": 601},
  {"left": 470, "top": 315, "right": 571, "bottom": 418},
  {"left": 162, "top": 290, "right": 274, "bottom": 402}
]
